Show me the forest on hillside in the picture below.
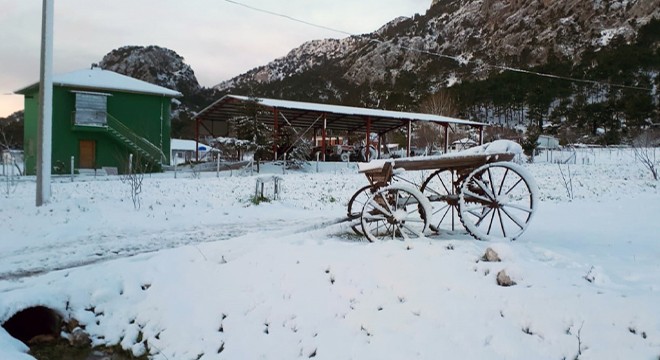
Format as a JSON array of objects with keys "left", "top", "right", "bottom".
[
  {"left": 227, "top": 19, "right": 659, "bottom": 147},
  {"left": 449, "top": 18, "right": 660, "bottom": 145}
]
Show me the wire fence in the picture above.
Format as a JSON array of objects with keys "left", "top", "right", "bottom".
[{"left": 532, "top": 146, "right": 644, "bottom": 165}]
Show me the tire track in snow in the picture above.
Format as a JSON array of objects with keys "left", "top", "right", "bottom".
[{"left": 0, "top": 217, "right": 344, "bottom": 281}]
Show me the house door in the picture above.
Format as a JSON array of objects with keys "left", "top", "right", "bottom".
[{"left": 79, "top": 140, "right": 96, "bottom": 169}]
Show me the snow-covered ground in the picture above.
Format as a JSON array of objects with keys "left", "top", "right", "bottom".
[{"left": 1, "top": 149, "right": 659, "bottom": 359}]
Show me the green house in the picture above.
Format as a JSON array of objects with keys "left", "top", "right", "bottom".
[{"left": 16, "top": 67, "right": 181, "bottom": 175}]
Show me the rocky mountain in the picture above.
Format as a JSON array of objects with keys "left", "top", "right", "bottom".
[
  {"left": 216, "top": 0, "right": 659, "bottom": 102},
  {"left": 99, "top": 45, "right": 218, "bottom": 138},
  {"left": 95, "top": 0, "right": 659, "bottom": 144},
  {"left": 100, "top": 45, "right": 201, "bottom": 98}
]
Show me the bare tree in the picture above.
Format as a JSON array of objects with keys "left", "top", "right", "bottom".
[
  {"left": 2, "top": 151, "right": 20, "bottom": 196},
  {"left": 0, "top": 132, "right": 23, "bottom": 177},
  {"left": 632, "top": 129, "right": 659, "bottom": 181},
  {"left": 412, "top": 122, "right": 445, "bottom": 153},
  {"left": 0, "top": 111, "right": 24, "bottom": 151},
  {"left": 415, "top": 91, "right": 460, "bottom": 153},
  {"left": 0, "top": 124, "right": 14, "bottom": 152},
  {"left": 419, "top": 91, "right": 458, "bottom": 117},
  {"left": 558, "top": 163, "right": 575, "bottom": 200},
  {"left": 120, "top": 153, "right": 146, "bottom": 210},
  {"left": 0, "top": 131, "right": 9, "bottom": 151}
]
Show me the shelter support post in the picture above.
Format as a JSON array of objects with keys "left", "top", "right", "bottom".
[
  {"left": 313, "top": 128, "right": 318, "bottom": 147},
  {"left": 273, "top": 108, "right": 279, "bottom": 160},
  {"left": 444, "top": 124, "right": 449, "bottom": 153},
  {"left": 195, "top": 118, "right": 200, "bottom": 162},
  {"left": 479, "top": 126, "right": 484, "bottom": 145},
  {"left": 365, "top": 117, "right": 372, "bottom": 161},
  {"left": 322, "top": 114, "right": 327, "bottom": 162},
  {"left": 406, "top": 120, "right": 412, "bottom": 157},
  {"left": 378, "top": 134, "right": 382, "bottom": 158}
]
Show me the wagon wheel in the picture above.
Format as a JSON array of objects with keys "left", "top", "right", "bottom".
[
  {"left": 420, "top": 168, "right": 461, "bottom": 233},
  {"left": 360, "top": 184, "right": 430, "bottom": 242},
  {"left": 347, "top": 184, "right": 380, "bottom": 235},
  {"left": 458, "top": 162, "right": 538, "bottom": 241}
]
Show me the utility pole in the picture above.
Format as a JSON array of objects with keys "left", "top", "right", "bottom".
[{"left": 36, "top": 0, "right": 54, "bottom": 206}]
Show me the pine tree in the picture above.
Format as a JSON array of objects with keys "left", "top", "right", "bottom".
[
  {"left": 521, "top": 127, "right": 540, "bottom": 159},
  {"left": 230, "top": 97, "right": 274, "bottom": 161}
]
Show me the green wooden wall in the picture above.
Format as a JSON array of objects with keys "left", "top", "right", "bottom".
[{"left": 22, "top": 86, "right": 173, "bottom": 175}]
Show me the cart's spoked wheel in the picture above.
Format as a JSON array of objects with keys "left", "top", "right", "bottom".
[
  {"left": 420, "top": 168, "right": 461, "bottom": 233},
  {"left": 458, "top": 162, "right": 538, "bottom": 241},
  {"left": 360, "top": 184, "right": 430, "bottom": 242},
  {"left": 347, "top": 184, "right": 379, "bottom": 235}
]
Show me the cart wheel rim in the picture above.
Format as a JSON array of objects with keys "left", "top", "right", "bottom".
[
  {"left": 360, "top": 184, "right": 430, "bottom": 242},
  {"left": 458, "top": 161, "right": 538, "bottom": 241},
  {"left": 347, "top": 184, "right": 380, "bottom": 237},
  {"left": 420, "top": 168, "right": 462, "bottom": 233}
]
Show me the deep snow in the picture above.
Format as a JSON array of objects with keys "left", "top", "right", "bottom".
[{"left": 1, "top": 148, "right": 659, "bottom": 359}]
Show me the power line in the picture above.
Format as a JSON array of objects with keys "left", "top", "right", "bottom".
[
  {"left": 223, "top": 0, "right": 655, "bottom": 92},
  {"left": 223, "top": 0, "right": 353, "bottom": 36},
  {"left": 489, "top": 65, "right": 654, "bottom": 92},
  {"left": 383, "top": 41, "right": 654, "bottom": 92}
]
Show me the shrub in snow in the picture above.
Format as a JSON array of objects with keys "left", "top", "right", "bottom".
[
  {"left": 632, "top": 130, "right": 659, "bottom": 181},
  {"left": 250, "top": 194, "right": 271, "bottom": 205},
  {"left": 120, "top": 160, "right": 145, "bottom": 210},
  {"left": 521, "top": 127, "right": 540, "bottom": 159}
]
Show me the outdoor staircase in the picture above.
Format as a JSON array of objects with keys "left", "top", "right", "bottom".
[{"left": 105, "top": 114, "right": 166, "bottom": 171}]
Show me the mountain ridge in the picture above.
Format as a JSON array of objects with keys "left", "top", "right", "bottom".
[
  {"left": 216, "top": 0, "right": 660, "bottom": 95},
  {"left": 92, "top": 0, "right": 659, "bottom": 144}
]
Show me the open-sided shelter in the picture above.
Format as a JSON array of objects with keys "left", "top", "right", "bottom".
[
  {"left": 16, "top": 67, "right": 181, "bottom": 175},
  {"left": 192, "top": 95, "right": 486, "bottom": 161}
]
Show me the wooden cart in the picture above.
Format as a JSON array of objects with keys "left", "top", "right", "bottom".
[{"left": 347, "top": 152, "right": 538, "bottom": 242}]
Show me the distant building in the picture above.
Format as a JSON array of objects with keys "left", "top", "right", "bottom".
[
  {"left": 171, "top": 139, "right": 214, "bottom": 165},
  {"left": 537, "top": 135, "right": 560, "bottom": 150},
  {"left": 450, "top": 138, "right": 478, "bottom": 151},
  {"left": 15, "top": 67, "right": 181, "bottom": 175}
]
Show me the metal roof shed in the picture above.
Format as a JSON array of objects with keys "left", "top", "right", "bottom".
[{"left": 192, "top": 94, "right": 486, "bottom": 161}]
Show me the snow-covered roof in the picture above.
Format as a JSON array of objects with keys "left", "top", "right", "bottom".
[
  {"left": 15, "top": 67, "right": 182, "bottom": 97},
  {"left": 171, "top": 139, "right": 210, "bottom": 151},
  {"left": 194, "top": 94, "right": 486, "bottom": 135},
  {"left": 222, "top": 95, "right": 482, "bottom": 126}
]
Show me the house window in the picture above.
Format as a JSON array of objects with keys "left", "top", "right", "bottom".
[{"left": 73, "top": 91, "right": 110, "bottom": 126}]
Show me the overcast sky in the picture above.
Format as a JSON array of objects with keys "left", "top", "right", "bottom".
[{"left": 0, "top": 0, "right": 430, "bottom": 117}]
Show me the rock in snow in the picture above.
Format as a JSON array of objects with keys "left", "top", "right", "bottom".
[
  {"left": 482, "top": 248, "right": 501, "bottom": 262},
  {"left": 497, "top": 269, "right": 516, "bottom": 287}
]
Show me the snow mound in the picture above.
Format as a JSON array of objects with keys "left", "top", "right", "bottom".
[{"left": 463, "top": 139, "right": 523, "bottom": 155}]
